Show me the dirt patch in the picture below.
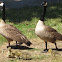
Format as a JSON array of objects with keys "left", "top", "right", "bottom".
[{"left": 0, "top": 38, "right": 62, "bottom": 62}]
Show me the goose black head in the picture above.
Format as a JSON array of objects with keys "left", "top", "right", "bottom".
[
  {"left": 41, "top": 0, "right": 47, "bottom": 7},
  {"left": 0, "top": 1, "right": 5, "bottom": 22},
  {"left": 26, "top": 41, "right": 32, "bottom": 46}
]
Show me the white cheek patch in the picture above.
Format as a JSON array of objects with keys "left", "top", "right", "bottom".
[{"left": 0, "top": 3, "right": 4, "bottom": 6}]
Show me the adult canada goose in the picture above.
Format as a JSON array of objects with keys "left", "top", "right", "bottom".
[
  {"left": 35, "top": 1, "right": 62, "bottom": 52},
  {"left": 0, "top": 1, "right": 32, "bottom": 47}
]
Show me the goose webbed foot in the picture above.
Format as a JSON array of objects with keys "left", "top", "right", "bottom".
[
  {"left": 41, "top": 49, "right": 48, "bottom": 53},
  {"left": 44, "top": 49, "right": 48, "bottom": 51},
  {"left": 7, "top": 45, "right": 11, "bottom": 48},
  {"left": 7, "top": 42, "right": 11, "bottom": 48}
]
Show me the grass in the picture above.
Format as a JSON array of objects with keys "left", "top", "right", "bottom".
[{"left": 0, "top": 35, "right": 7, "bottom": 46}]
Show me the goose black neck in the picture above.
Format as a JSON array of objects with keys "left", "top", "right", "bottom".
[
  {"left": 2, "top": 3, "right": 5, "bottom": 22},
  {"left": 40, "top": 6, "right": 47, "bottom": 21}
]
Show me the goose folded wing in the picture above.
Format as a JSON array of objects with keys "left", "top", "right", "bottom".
[
  {"left": 45, "top": 26, "right": 62, "bottom": 40},
  {"left": 2, "top": 24, "right": 25, "bottom": 41},
  {"left": 45, "top": 26, "right": 57, "bottom": 32}
]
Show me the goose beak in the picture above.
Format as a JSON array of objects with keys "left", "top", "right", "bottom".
[{"left": 0, "top": 2, "right": 4, "bottom": 7}]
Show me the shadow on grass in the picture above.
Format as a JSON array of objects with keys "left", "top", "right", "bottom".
[
  {"left": 52, "top": 48, "right": 62, "bottom": 51},
  {"left": 0, "top": 3, "right": 62, "bottom": 23},
  {"left": 8, "top": 45, "right": 33, "bottom": 50},
  {"left": 45, "top": 48, "right": 62, "bottom": 52}
]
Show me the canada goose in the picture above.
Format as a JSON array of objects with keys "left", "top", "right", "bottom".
[
  {"left": 0, "top": 1, "right": 32, "bottom": 47},
  {"left": 35, "top": 1, "right": 62, "bottom": 52}
]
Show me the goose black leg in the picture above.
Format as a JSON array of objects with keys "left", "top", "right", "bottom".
[
  {"left": 46, "top": 42, "right": 47, "bottom": 50},
  {"left": 9, "top": 42, "right": 10, "bottom": 47},
  {"left": 16, "top": 41, "right": 18, "bottom": 46},
  {"left": 54, "top": 42, "right": 58, "bottom": 50},
  {"left": 7, "top": 41, "right": 10, "bottom": 48},
  {"left": 41, "top": 42, "right": 48, "bottom": 53},
  {"left": 44, "top": 42, "right": 48, "bottom": 52}
]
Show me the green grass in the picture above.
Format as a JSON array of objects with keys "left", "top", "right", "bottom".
[
  {"left": 0, "top": 4, "right": 62, "bottom": 46},
  {"left": 0, "top": 35, "right": 7, "bottom": 46}
]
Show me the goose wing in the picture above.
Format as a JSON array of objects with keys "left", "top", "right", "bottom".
[
  {"left": 45, "top": 26, "right": 57, "bottom": 32},
  {"left": 1, "top": 24, "right": 27, "bottom": 42},
  {"left": 45, "top": 26, "right": 62, "bottom": 40}
]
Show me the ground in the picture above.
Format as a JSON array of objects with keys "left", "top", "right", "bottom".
[{"left": 0, "top": 38, "right": 62, "bottom": 62}]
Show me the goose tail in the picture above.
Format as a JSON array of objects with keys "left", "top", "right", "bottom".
[{"left": 56, "top": 33, "right": 62, "bottom": 41}]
